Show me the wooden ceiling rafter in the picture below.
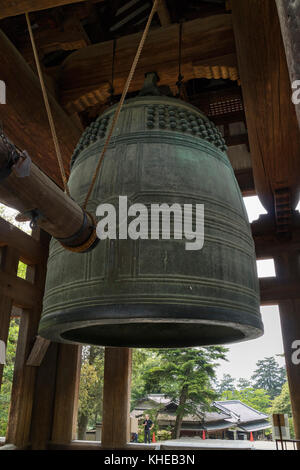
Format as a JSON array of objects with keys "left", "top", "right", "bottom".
[
  {"left": 155, "top": 0, "right": 171, "bottom": 26},
  {"left": 58, "top": 14, "right": 236, "bottom": 113},
  {"left": 0, "top": 0, "right": 105, "bottom": 20}
]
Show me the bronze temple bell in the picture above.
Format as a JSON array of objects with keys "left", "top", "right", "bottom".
[{"left": 38, "top": 75, "right": 263, "bottom": 348}]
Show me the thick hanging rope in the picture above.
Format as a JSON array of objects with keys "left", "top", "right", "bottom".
[
  {"left": 109, "top": 38, "right": 117, "bottom": 105},
  {"left": 83, "top": 0, "right": 160, "bottom": 210},
  {"left": 176, "top": 22, "right": 184, "bottom": 97},
  {"left": 25, "top": 12, "right": 70, "bottom": 196}
]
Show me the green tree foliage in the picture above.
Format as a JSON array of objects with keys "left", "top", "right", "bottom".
[
  {"left": 140, "top": 347, "right": 227, "bottom": 438},
  {"left": 222, "top": 387, "right": 271, "bottom": 414},
  {"left": 0, "top": 319, "right": 19, "bottom": 436},
  {"left": 77, "top": 346, "right": 104, "bottom": 439},
  {"left": 236, "top": 378, "right": 252, "bottom": 390},
  {"left": 251, "top": 357, "right": 286, "bottom": 399},
  {"left": 17, "top": 261, "right": 27, "bottom": 279},
  {"left": 131, "top": 349, "right": 158, "bottom": 407},
  {"left": 217, "top": 373, "right": 236, "bottom": 394},
  {"left": 269, "top": 382, "right": 295, "bottom": 438}
]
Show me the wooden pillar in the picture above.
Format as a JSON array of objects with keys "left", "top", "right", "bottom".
[
  {"left": 231, "top": 0, "right": 300, "bottom": 214},
  {"left": 101, "top": 347, "right": 132, "bottom": 449},
  {"left": 29, "top": 342, "right": 59, "bottom": 450},
  {"left": 274, "top": 250, "right": 300, "bottom": 447},
  {"left": 5, "top": 229, "right": 49, "bottom": 448},
  {"left": 276, "top": 0, "right": 300, "bottom": 130},
  {"left": 51, "top": 344, "right": 81, "bottom": 444},
  {"left": 0, "top": 246, "right": 19, "bottom": 388}
]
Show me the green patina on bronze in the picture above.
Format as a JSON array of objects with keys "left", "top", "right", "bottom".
[{"left": 38, "top": 93, "right": 263, "bottom": 348}]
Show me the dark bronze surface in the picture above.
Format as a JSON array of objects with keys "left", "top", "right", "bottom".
[{"left": 39, "top": 94, "right": 263, "bottom": 347}]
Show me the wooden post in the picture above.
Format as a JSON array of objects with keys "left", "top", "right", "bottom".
[
  {"left": 51, "top": 344, "right": 81, "bottom": 444},
  {"left": 5, "top": 229, "right": 49, "bottom": 448},
  {"left": 0, "top": 246, "right": 19, "bottom": 388},
  {"left": 278, "top": 300, "right": 300, "bottom": 449},
  {"left": 276, "top": 0, "right": 300, "bottom": 130},
  {"left": 274, "top": 250, "right": 300, "bottom": 448},
  {"left": 28, "top": 342, "right": 59, "bottom": 450},
  {"left": 231, "top": 0, "right": 300, "bottom": 214},
  {"left": 101, "top": 347, "right": 132, "bottom": 449}
]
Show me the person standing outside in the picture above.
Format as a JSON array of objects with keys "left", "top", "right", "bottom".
[{"left": 143, "top": 414, "right": 154, "bottom": 444}]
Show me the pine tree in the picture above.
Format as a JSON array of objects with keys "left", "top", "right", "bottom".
[
  {"left": 217, "top": 373, "right": 236, "bottom": 394},
  {"left": 141, "top": 347, "right": 227, "bottom": 439},
  {"left": 251, "top": 357, "right": 286, "bottom": 399}
]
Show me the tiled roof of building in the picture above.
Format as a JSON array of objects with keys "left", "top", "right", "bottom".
[{"left": 213, "top": 400, "right": 269, "bottom": 423}]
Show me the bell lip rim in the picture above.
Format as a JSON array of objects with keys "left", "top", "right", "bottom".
[{"left": 38, "top": 303, "right": 264, "bottom": 348}]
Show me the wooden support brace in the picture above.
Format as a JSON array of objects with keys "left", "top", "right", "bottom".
[
  {"left": 156, "top": 0, "right": 171, "bottom": 26},
  {"left": 26, "top": 336, "right": 51, "bottom": 367},
  {"left": 0, "top": 217, "right": 45, "bottom": 266}
]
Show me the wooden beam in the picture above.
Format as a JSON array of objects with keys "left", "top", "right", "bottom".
[
  {"left": 20, "top": 28, "right": 90, "bottom": 59},
  {"left": 156, "top": 0, "right": 171, "bottom": 26},
  {"left": 0, "top": 30, "right": 81, "bottom": 186},
  {"left": 0, "top": 270, "right": 43, "bottom": 309},
  {"left": 235, "top": 168, "right": 255, "bottom": 196},
  {"left": 0, "top": 137, "right": 96, "bottom": 248},
  {"left": 102, "top": 348, "right": 132, "bottom": 449},
  {"left": 260, "top": 278, "right": 300, "bottom": 305},
  {"left": 59, "top": 14, "right": 236, "bottom": 112},
  {"left": 26, "top": 336, "right": 51, "bottom": 366},
  {"left": 0, "top": 0, "right": 104, "bottom": 19},
  {"left": 231, "top": 0, "right": 300, "bottom": 214},
  {"left": 252, "top": 213, "right": 300, "bottom": 258},
  {"left": 0, "top": 217, "right": 45, "bottom": 265},
  {"left": 256, "top": 230, "right": 300, "bottom": 305}
]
